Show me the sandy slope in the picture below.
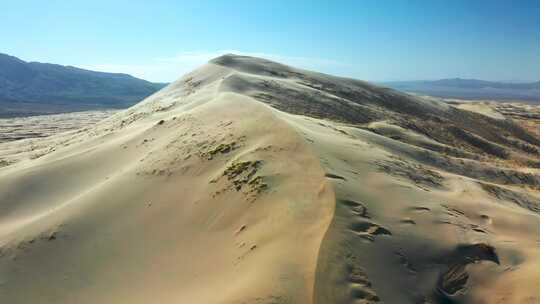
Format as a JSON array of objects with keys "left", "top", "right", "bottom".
[{"left": 1, "top": 55, "right": 540, "bottom": 303}]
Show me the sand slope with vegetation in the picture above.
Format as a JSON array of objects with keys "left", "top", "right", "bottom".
[{"left": 1, "top": 54, "right": 540, "bottom": 304}]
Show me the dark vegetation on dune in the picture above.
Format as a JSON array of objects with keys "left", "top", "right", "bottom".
[
  {"left": 213, "top": 55, "right": 540, "bottom": 162},
  {"left": 2, "top": 54, "right": 539, "bottom": 304}
]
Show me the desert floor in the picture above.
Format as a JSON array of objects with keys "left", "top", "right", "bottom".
[{"left": 1, "top": 55, "right": 540, "bottom": 304}]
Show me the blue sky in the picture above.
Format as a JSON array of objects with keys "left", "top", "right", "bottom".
[{"left": 1, "top": 0, "right": 539, "bottom": 82}]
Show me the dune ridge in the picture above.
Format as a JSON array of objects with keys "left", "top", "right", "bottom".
[{"left": 1, "top": 54, "right": 540, "bottom": 303}]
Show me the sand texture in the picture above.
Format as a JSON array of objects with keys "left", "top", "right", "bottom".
[{"left": 1, "top": 54, "right": 540, "bottom": 304}]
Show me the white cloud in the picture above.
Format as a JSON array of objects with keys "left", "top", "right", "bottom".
[{"left": 81, "top": 50, "right": 347, "bottom": 83}]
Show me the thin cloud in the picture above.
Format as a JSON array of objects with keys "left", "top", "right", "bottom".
[
  {"left": 158, "top": 50, "right": 347, "bottom": 68},
  {"left": 82, "top": 50, "right": 347, "bottom": 82}
]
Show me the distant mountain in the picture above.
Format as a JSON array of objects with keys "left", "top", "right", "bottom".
[
  {"left": 3, "top": 54, "right": 540, "bottom": 303},
  {"left": 381, "top": 78, "right": 540, "bottom": 101},
  {"left": 0, "top": 53, "right": 167, "bottom": 117}
]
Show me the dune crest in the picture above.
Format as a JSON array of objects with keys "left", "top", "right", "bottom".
[{"left": 1, "top": 54, "right": 540, "bottom": 303}]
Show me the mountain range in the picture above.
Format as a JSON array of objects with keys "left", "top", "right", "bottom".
[
  {"left": 382, "top": 78, "right": 540, "bottom": 101},
  {"left": 1, "top": 54, "right": 540, "bottom": 303},
  {"left": 3, "top": 51, "right": 539, "bottom": 119},
  {"left": 0, "top": 53, "right": 166, "bottom": 117}
]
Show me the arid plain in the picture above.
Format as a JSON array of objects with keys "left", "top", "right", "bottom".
[{"left": 1, "top": 55, "right": 540, "bottom": 304}]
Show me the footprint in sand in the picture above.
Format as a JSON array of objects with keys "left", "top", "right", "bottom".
[
  {"left": 325, "top": 172, "right": 347, "bottom": 180},
  {"left": 479, "top": 214, "right": 493, "bottom": 225},
  {"left": 341, "top": 199, "right": 390, "bottom": 241},
  {"left": 235, "top": 224, "right": 247, "bottom": 235},
  {"left": 400, "top": 218, "right": 416, "bottom": 225},
  {"left": 346, "top": 254, "right": 381, "bottom": 303},
  {"left": 395, "top": 250, "right": 417, "bottom": 274},
  {"left": 341, "top": 199, "right": 370, "bottom": 218},
  {"left": 350, "top": 220, "right": 392, "bottom": 242},
  {"left": 409, "top": 206, "right": 431, "bottom": 212}
]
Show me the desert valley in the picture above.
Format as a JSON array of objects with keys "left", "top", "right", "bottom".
[{"left": 1, "top": 54, "right": 540, "bottom": 303}]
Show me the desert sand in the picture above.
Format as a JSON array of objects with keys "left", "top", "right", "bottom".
[
  {"left": 0, "top": 110, "right": 117, "bottom": 144},
  {"left": 1, "top": 54, "right": 540, "bottom": 303}
]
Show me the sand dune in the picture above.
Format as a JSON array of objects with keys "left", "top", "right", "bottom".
[{"left": 1, "top": 54, "right": 540, "bottom": 303}]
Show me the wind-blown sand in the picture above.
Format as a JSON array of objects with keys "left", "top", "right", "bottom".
[{"left": 1, "top": 55, "right": 540, "bottom": 303}]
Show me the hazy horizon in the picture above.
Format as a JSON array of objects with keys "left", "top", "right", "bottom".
[
  {"left": 3, "top": 3, "right": 540, "bottom": 303},
  {"left": 2, "top": 1, "right": 539, "bottom": 83}
]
